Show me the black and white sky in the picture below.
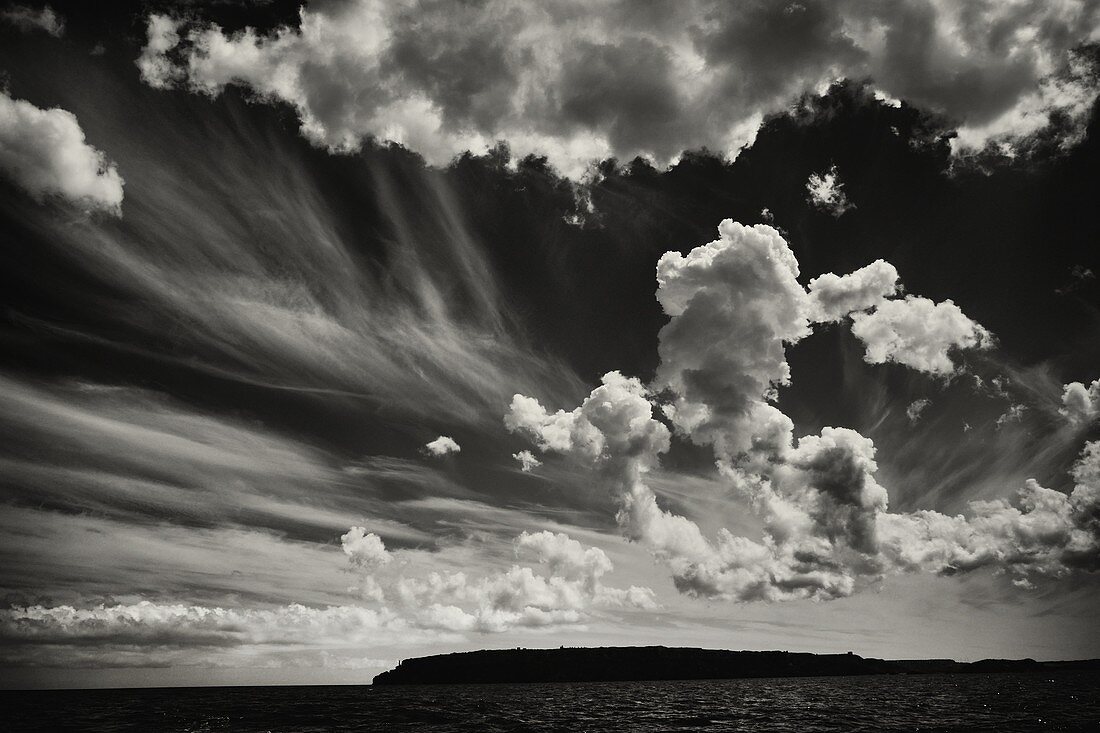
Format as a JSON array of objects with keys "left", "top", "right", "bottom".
[{"left": 1, "top": 0, "right": 1099, "bottom": 688}]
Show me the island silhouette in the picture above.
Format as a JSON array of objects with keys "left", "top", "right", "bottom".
[{"left": 372, "top": 647, "right": 1100, "bottom": 685}]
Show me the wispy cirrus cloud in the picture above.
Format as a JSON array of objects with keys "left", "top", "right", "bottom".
[{"left": 2, "top": 82, "right": 583, "bottom": 430}]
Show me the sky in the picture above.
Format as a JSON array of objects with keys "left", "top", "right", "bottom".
[{"left": 0, "top": 0, "right": 1099, "bottom": 689}]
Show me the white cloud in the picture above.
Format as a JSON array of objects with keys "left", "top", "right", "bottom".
[
  {"left": 880, "top": 441, "right": 1100, "bottom": 581},
  {"left": 996, "top": 403, "right": 1027, "bottom": 429},
  {"left": 1060, "top": 379, "right": 1100, "bottom": 424},
  {"left": 849, "top": 296, "right": 992, "bottom": 377},
  {"left": 654, "top": 221, "right": 809, "bottom": 460},
  {"left": 135, "top": 1, "right": 1100, "bottom": 177},
  {"left": 0, "top": 92, "right": 124, "bottom": 214},
  {"left": 351, "top": 528, "right": 657, "bottom": 633},
  {"left": 507, "top": 219, "right": 1096, "bottom": 602},
  {"left": 906, "top": 398, "right": 931, "bottom": 424},
  {"left": 806, "top": 165, "right": 855, "bottom": 217},
  {"left": 0, "top": 602, "right": 397, "bottom": 648},
  {"left": 21, "top": 115, "right": 583, "bottom": 430},
  {"left": 513, "top": 449, "right": 542, "bottom": 472},
  {"left": 340, "top": 527, "right": 392, "bottom": 569},
  {"left": 136, "top": 15, "right": 183, "bottom": 89},
  {"left": 1, "top": 4, "right": 63, "bottom": 36},
  {"left": 1, "top": 523, "right": 661, "bottom": 667},
  {"left": 953, "top": 48, "right": 1100, "bottom": 155},
  {"left": 506, "top": 371, "right": 669, "bottom": 467},
  {"left": 516, "top": 530, "right": 612, "bottom": 582},
  {"left": 807, "top": 259, "right": 899, "bottom": 323},
  {"left": 424, "top": 435, "right": 461, "bottom": 457}
]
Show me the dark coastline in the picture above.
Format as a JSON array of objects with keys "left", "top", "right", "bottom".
[{"left": 372, "top": 646, "right": 1100, "bottom": 686}]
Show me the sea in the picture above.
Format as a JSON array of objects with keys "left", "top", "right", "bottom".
[{"left": 4, "top": 672, "right": 1099, "bottom": 732}]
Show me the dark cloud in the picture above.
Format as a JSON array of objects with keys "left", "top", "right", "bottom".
[
  {"left": 132, "top": 0, "right": 1100, "bottom": 175},
  {"left": 556, "top": 38, "right": 687, "bottom": 160},
  {"left": 1, "top": 4, "right": 64, "bottom": 37},
  {"left": 692, "top": 0, "right": 865, "bottom": 105}
]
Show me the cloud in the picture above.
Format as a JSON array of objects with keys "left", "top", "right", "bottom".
[
  {"left": 341, "top": 528, "right": 393, "bottom": 568},
  {"left": 906, "top": 398, "right": 931, "bottom": 424},
  {"left": 136, "top": 15, "right": 183, "bottom": 89},
  {"left": 996, "top": 403, "right": 1028, "bottom": 429},
  {"left": 849, "top": 296, "right": 992, "bottom": 377},
  {"left": 3, "top": 92, "right": 585, "bottom": 429},
  {"left": 516, "top": 530, "right": 612, "bottom": 583},
  {"left": 1, "top": 4, "right": 63, "bottom": 36},
  {"left": 0, "top": 92, "right": 123, "bottom": 214},
  {"left": 507, "top": 219, "right": 1098, "bottom": 602},
  {"left": 135, "top": 1, "right": 1100, "bottom": 176},
  {"left": 654, "top": 221, "right": 809, "bottom": 460},
  {"left": 424, "top": 435, "right": 461, "bottom": 457},
  {"left": 807, "top": 259, "right": 900, "bottom": 323},
  {"left": 0, "top": 374, "right": 340, "bottom": 521},
  {"left": 0, "top": 522, "right": 659, "bottom": 667},
  {"left": 952, "top": 46, "right": 1100, "bottom": 156},
  {"left": 0, "top": 602, "right": 395, "bottom": 649},
  {"left": 506, "top": 371, "right": 671, "bottom": 467},
  {"left": 1056, "top": 264, "right": 1096, "bottom": 295},
  {"left": 1060, "top": 379, "right": 1100, "bottom": 424},
  {"left": 806, "top": 164, "right": 854, "bottom": 217},
  {"left": 879, "top": 440, "right": 1100, "bottom": 580},
  {"left": 0, "top": 601, "right": 437, "bottom": 668},
  {"left": 513, "top": 450, "right": 542, "bottom": 472},
  {"left": 351, "top": 528, "right": 657, "bottom": 633}
]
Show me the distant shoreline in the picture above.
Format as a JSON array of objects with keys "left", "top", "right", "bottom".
[{"left": 372, "top": 646, "right": 1100, "bottom": 686}]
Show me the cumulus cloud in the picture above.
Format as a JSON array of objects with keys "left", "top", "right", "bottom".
[
  {"left": 349, "top": 527, "right": 656, "bottom": 633},
  {"left": 1060, "top": 379, "right": 1100, "bottom": 424},
  {"left": 341, "top": 527, "right": 393, "bottom": 568},
  {"left": 2, "top": 524, "right": 660, "bottom": 667},
  {"left": 135, "top": 1, "right": 1100, "bottom": 176},
  {"left": 506, "top": 370, "right": 670, "bottom": 468},
  {"left": 807, "top": 259, "right": 899, "bottom": 323},
  {"left": 879, "top": 440, "right": 1100, "bottom": 581},
  {"left": 508, "top": 374, "right": 897, "bottom": 601},
  {"left": 424, "top": 435, "right": 461, "bottom": 457},
  {"left": 849, "top": 296, "right": 992, "bottom": 377},
  {"left": 906, "top": 398, "right": 931, "bottom": 424},
  {"left": 512, "top": 449, "right": 542, "bottom": 472},
  {"left": 806, "top": 165, "right": 855, "bottom": 216},
  {"left": 1, "top": 4, "right": 63, "bottom": 36},
  {"left": 0, "top": 92, "right": 124, "bottom": 214},
  {"left": 507, "top": 219, "right": 1096, "bottom": 602},
  {"left": 136, "top": 15, "right": 183, "bottom": 89},
  {"left": 654, "top": 221, "right": 809, "bottom": 460}
]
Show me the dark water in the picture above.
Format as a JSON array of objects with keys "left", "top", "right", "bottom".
[{"left": 4, "top": 673, "right": 1099, "bottom": 732}]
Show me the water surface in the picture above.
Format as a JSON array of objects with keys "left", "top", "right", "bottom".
[{"left": 5, "top": 671, "right": 1098, "bottom": 732}]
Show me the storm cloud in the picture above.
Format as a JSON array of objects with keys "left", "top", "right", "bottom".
[{"left": 136, "top": 0, "right": 1100, "bottom": 176}]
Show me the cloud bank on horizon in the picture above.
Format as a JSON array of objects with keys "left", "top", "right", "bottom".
[{"left": 136, "top": 0, "right": 1100, "bottom": 176}]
